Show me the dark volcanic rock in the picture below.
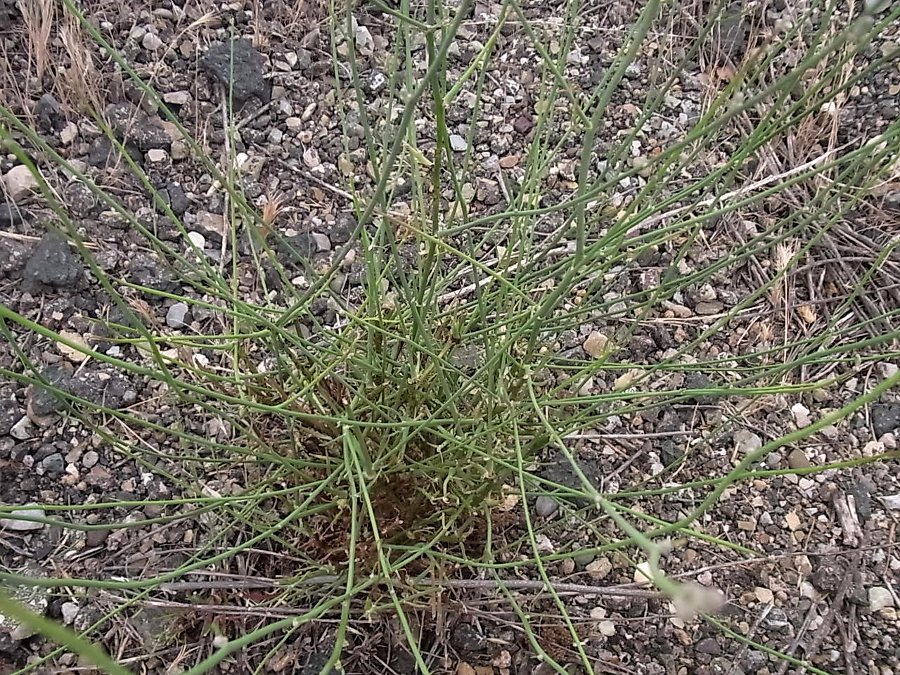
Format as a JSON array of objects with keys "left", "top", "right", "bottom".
[
  {"left": 200, "top": 39, "right": 272, "bottom": 107},
  {"left": 23, "top": 230, "right": 82, "bottom": 291}
]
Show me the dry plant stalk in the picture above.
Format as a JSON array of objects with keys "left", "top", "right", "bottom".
[
  {"left": 259, "top": 192, "right": 287, "bottom": 239},
  {"left": 18, "top": 0, "right": 55, "bottom": 80},
  {"left": 57, "top": 7, "right": 103, "bottom": 114}
]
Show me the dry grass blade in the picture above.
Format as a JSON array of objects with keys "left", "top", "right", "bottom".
[
  {"left": 18, "top": 0, "right": 55, "bottom": 80},
  {"left": 56, "top": 6, "right": 102, "bottom": 114}
]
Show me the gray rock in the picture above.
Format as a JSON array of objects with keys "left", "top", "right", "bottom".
[
  {"left": 449, "top": 134, "right": 467, "bottom": 152},
  {"left": 23, "top": 230, "right": 82, "bottom": 290},
  {"left": 0, "top": 507, "right": 45, "bottom": 531},
  {"left": 40, "top": 453, "right": 65, "bottom": 477},
  {"left": 331, "top": 213, "right": 356, "bottom": 244},
  {"left": 312, "top": 233, "right": 331, "bottom": 252},
  {"left": 9, "top": 415, "right": 33, "bottom": 440},
  {"left": 60, "top": 601, "right": 80, "bottom": 625},
  {"left": 201, "top": 39, "right": 272, "bottom": 108},
  {"left": 86, "top": 136, "right": 141, "bottom": 168},
  {"left": 85, "top": 528, "right": 110, "bottom": 547},
  {"left": 166, "top": 302, "right": 190, "bottom": 328},
  {"left": 31, "top": 365, "right": 132, "bottom": 416},
  {"left": 683, "top": 372, "right": 715, "bottom": 403},
  {"left": 759, "top": 606, "right": 790, "bottom": 630},
  {"left": 695, "top": 637, "right": 721, "bottom": 655},
  {"left": 534, "top": 495, "right": 559, "bottom": 517},
  {"left": 82, "top": 450, "right": 99, "bottom": 468},
  {"left": 29, "top": 364, "right": 75, "bottom": 417},
  {"left": 0, "top": 399, "right": 21, "bottom": 435},
  {"left": 871, "top": 403, "right": 900, "bottom": 436},
  {"left": 0, "top": 201, "right": 26, "bottom": 228},
  {"left": 710, "top": 2, "right": 747, "bottom": 64},
  {"left": 104, "top": 102, "right": 170, "bottom": 151},
  {"left": 279, "top": 232, "right": 317, "bottom": 261},
  {"left": 34, "top": 92, "right": 60, "bottom": 127},
  {"left": 141, "top": 32, "right": 163, "bottom": 51},
  {"left": 126, "top": 255, "right": 180, "bottom": 292},
  {"left": 848, "top": 480, "right": 872, "bottom": 521},
  {"left": 159, "top": 182, "right": 190, "bottom": 216},
  {"left": 868, "top": 586, "right": 894, "bottom": 611},
  {"left": 513, "top": 115, "right": 533, "bottom": 135}
]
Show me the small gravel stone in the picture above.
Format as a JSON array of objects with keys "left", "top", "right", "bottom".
[
  {"left": 513, "top": 115, "right": 533, "bottom": 135},
  {"left": 583, "top": 331, "right": 608, "bottom": 358},
  {"left": 868, "top": 586, "right": 894, "bottom": 611},
  {"left": 146, "top": 148, "right": 168, "bottom": 163},
  {"left": 187, "top": 231, "right": 206, "bottom": 249},
  {"left": 142, "top": 32, "right": 163, "bottom": 50},
  {"left": 166, "top": 302, "right": 190, "bottom": 328},
  {"left": 759, "top": 606, "right": 790, "bottom": 630},
  {"left": 449, "top": 134, "right": 468, "bottom": 152},
  {"left": 695, "top": 637, "right": 721, "bottom": 655},
  {"left": 60, "top": 602, "right": 80, "bottom": 625},
  {"left": 40, "top": 453, "right": 65, "bottom": 477},
  {"left": 163, "top": 91, "right": 191, "bottom": 105},
  {"left": 2, "top": 165, "right": 39, "bottom": 201},
  {"left": 792, "top": 402, "right": 811, "bottom": 427},
  {"left": 534, "top": 495, "right": 558, "bottom": 517},
  {"left": 733, "top": 429, "right": 764, "bottom": 461},
  {"left": 10, "top": 415, "right": 34, "bottom": 440},
  {"left": 0, "top": 507, "right": 45, "bottom": 531},
  {"left": 787, "top": 448, "right": 810, "bottom": 469},
  {"left": 82, "top": 450, "right": 99, "bottom": 469},
  {"left": 312, "top": 233, "right": 331, "bottom": 252},
  {"left": 871, "top": 403, "right": 900, "bottom": 436},
  {"left": 586, "top": 557, "right": 613, "bottom": 580}
]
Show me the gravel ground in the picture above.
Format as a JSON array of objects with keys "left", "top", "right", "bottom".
[{"left": 1, "top": 0, "right": 899, "bottom": 673}]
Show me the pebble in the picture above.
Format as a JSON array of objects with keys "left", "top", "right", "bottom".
[
  {"left": 513, "top": 115, "right": 533, "bottom": 135},
  {"left": 695, "top": 637, "right": 721, "bottom": 655},
  {"left": 40, "top": 453, "right": 65, "bottom": 476},
  {"left": 868, "top": 587, "right": 894, "bottom": 611},
  {"left": 82, "top": 450, "right": 99, "bottom": 468},
  {"left": 142, "top": 32, "right": 163, "bottom": 51},
  {"left": 146, "top": 148, "right": 168, "bottom": 163},
  {"left": 1, "top": 507, "right": 45, "bottom": 531},
  {"left": 10, "top": 415, "right": 33, "bottom": 440},
  {"left": 534, "top": 495, "right": 558, "bottom": 517},
  {"left": 163, "top": 91, "right": 191, "bottom": 105},
  {"left": 598, "top": 621, "right": 616, "bottom": 637},
  {"left": 586, "top": 557, "right": 612, "bottom": 580},
  {"left": 166, "top": 302, "right": 190, "bottom": 328},
  {"left": 449, "top": 134, "right": 468, "bottom": 152},
  {"left": 787, "top": 448, "right": 810, "bottom": 469},
  {"left": 60, "top": 602, "right": 80, "bottom": 625},
  {"left": 171, "top": 139, "right": 189, "bottom": 161},
  {"left": 733, "top": 429, "right": 762, "bottom": 455},
  {"left": 312, "top": 233, "right": 331, "bottom": 252},
  {"left": 3, "top": 165, "right": 39, "bottom": 201},
  {"left": 695, "top": 301, "right": 723, "bottom": 315},
  {"left": 583, "top": 331, "right": 609, "bottom": 358},
  {"left": 187, "top": 231, "right": 206, "bottom": 249},
  {"left": 791, "top": 402, "right": 811, "bottom": 427}
]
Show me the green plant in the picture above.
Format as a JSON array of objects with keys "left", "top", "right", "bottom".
[{"left": 1, "top": 0, "right": 899, "bottom": 672}]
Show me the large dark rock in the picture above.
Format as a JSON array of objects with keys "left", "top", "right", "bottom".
[
  {"left": 200, "top": 39, "right": 272, "bottom": 107},
  {"left": 871, "top": 402, "right": 900, "bottom": 437},
  {"left": 23, "top": 230, "right": 82, "bottom": 291}
]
